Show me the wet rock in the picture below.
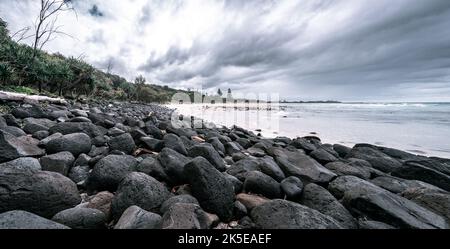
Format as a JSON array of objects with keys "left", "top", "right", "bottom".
[
  {"left": 251, "top": 199, "right": 342, "bottom": 229},
  {"left": 115, "top": 205, "right": 162, "bottom": 229},
  {"left": 0, "top": 167, "right": 81, "bottom": 218},
  {"left": 52, "top": 207, "right": 106, "bottom": 229},
  {"left": 184, "top": 157, "right": 235, "bottom": 221}
]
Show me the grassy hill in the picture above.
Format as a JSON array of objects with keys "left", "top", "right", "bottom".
[{"left": 0, "top": 18, "right": 185, "bottom": 103}]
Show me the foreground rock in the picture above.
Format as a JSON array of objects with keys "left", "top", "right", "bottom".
[
  {"left": 0, "top": 210, "right": 69, "bottom": 229},
  {"left": 40, "top": 151, "right": 75, "bottom": 176},
  {"left": 0, "top": 157, "right": 41, "bottom": 171},
  {"left": 52, "top": 207, "right": 106, "bottom": 229},
  {"left": 0, "top": 130, "right": 45, "bottom": 163},
  {"left": 328, "top": 176, "right": 448, "bottom": 229},
  {"left": 115, "top": 205, "right": 162, "bottom": 229},
  {"left": 184, "top": 157, "right": 235, "bottom": 221},
  {"left": 46, "top": 133, "right": 91, "bottom": 156},
  {"left": 392, "top": 162, "right": 450, "bottom": 192},
  {"left": 111, "top": 172, "right": 172, "bottom": 220},
  {"left": 251, "top": 199, "right": 342, "bottom": 229},
  {"left": 0, "top": 167, "right": 81, "bottom": 218}
]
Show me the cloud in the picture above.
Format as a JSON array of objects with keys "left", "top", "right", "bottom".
[{"left": 1, "top": 0, "right": 450, "bottom": 101}]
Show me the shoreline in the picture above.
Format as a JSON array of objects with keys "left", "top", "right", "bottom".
[{"left": 0, "top": 98, "right": 449, "bottom": 229}]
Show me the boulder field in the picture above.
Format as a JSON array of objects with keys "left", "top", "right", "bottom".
[{"left": 0, "top": 100, "right": 449, "bottom": 229}]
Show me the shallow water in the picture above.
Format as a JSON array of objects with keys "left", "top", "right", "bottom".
[{"left": 167, "top": 102, "right": 450, "bottom": 159}]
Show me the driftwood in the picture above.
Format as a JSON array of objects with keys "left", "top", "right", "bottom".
[{"left": 0, "top": 91, "right": 67, "bottom": 105}]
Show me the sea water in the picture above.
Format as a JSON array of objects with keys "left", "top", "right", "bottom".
[{"left": 167, "top": 102, "right": 450, "bottom": 158}]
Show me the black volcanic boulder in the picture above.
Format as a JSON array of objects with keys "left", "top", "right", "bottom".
[
  {"left": 300, "top": 183, "right": 357, "bottom": 229},
  {"left": 135, "top": 156, "right": 169, "bottom": 183},
  {"left": 0, "top": 157, "right": 41, "bottom": 172},
  {"left": 49, "top": 122, "right": 106, "bottom": 138},
  {"left": 328, "top": 176, "right": 448, "bottom": 229},
  {"left": 0, "top": 210, "right": 69, "bottom": 229},
  {"left": 158, "top": 148, "right": 190, "bottom": 185},
  {"left": 115, "top": 205, "right": 162, "bottom": 229},
  {"left": 86, "top": 155, "right": 138, "bottom": 192},
  {"left": 280, "top": 176, "right": 304, "bottom": 201},
  {"left": 40, "top": 151, "right": 75, "bottom": 176},
  {"left": 163, "top": 134, "right": 188, "bottom": 155},
  {"left": 46, "top": 133, "right": 91, "bottom": 156},
  {"left": 274, "top": 149, "right": 336, "bottom": 184},
  {"left": 324, "top": 161, "right": 371, "bottom": 180},
  {"left": 250, "top": 199, "right": 342, "bottom": 229},
  {"left": 145, "top": 123, "right": 164, "bottom": 139},
  {"left": 108, "top": 133, "right": 136, "bottom": 154},
  {"left": 161, "top": 203, "right": 211, "bottom": 229},
  {"left": 310, "top": 148, "right": 338, "bottom": 165},
  {"left": 0, "top": 167, "right": 81, "bottom": 218},
  {"left": 184, "top": 157, "right": 235, "bottom": 221},
  {"left": 392, "top": 162, "right": 450, "bottom": 192},
  {"left": 0, "top": 131, "right": 45, "bottom": 163},
  {"left": 52, "top": 207, "right": 106, "bottom": 229},
  {"left": 11, "top": 105, "right": 49, "bottom": 119},
  {"left": 290, "top": 138, "right": 317, "bottom": 153},
  {"left": 243, "top": 171, "right": 282, "bottom": 199},
  {"left": 111, "top": 172, "right": 172, "bottom": 220},
  {"left": 188, "top": 143, "right": 226, "bottom": 171},
  {"left": 346, "top": 144, "right": 402, "bottom": 173},
  {"left": 23, "top": 118, "right": 55, "bottom": 134},
  {"left": 140, "top": 137, "right": 164, "bottom": 152}
]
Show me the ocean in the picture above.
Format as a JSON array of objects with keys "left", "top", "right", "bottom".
[{"left": 167, "top": 102, "right": 450, "bottom": 159}]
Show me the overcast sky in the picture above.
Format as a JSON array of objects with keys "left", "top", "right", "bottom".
[{"left": 1, "top": 0, "right": 450, "bottom": 101}]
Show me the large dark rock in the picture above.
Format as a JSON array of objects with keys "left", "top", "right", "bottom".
[
  {"left": 52, "top": 207, "right": 106, "bottom": 229},
  {"left": 324, "top": 161, "right": 371, "bottom": 180},
  {"left": 46, "top": 133, "right": 92, "bottom": 156},
  {"left": 257, "top": 156, "right": 286, "bottom": 182},
  {"left": 23, "top": 118, "right": 55, "bottom": 134},
  {"left": 401, "top": 187, "right": 450, "bottom": 223},
  {"left": 111, "top": 172, "right": 172, "bottom": 220},
  {"left": 86, "top": 155, "right": 138, "bottom": 192},
  {"left": 225, "top": 141, "right": 244, "bottom": 155},
  {"left": 11, "top": 105, "right": 49, "bottom": 119},
  {"left": 0, "top": 210, "right": 69, "bottom": 229},
  {"left": 290, "top": 138, "right": 317, "bottom": 153},
  {"left": 40, "top": 151, "right": 75, "bottom": 176},
  {"left": 140, "top": 137, "right": 164, "bottom": 152},
  {"left": 160, "top": 195, "right": 199, "bottom": 214},
  {"left": 370, "top": 176, "right": 442, "bottom": 194},
  {"left": 161, "top": 203, "right": 211, "bottom": 229},
  {"left": 163, "top": 134, "right": 188, "bottom": 155},
  {"left": 108, "top": 133, "right": 135, "bottom": 154},
  {"left": 0, "top": 126, "right": 26, "bottom": 137},
  {"left": 243, "top": 171, "right": 282, "bottom": 199},
  {"left": 0, "top": 157, "right": 41, "bottom": 171},
  {"left": 0, "top": 167, "right": 81, "bottom": 218},
  {"left": 300, "top": 183, "right": 357, "bottom": 229},
  {"left": 392, "top": 162, "right": 450, "bottom": 192},
  {"left": 328, "top": 176, "right": 448, "bottom": 229},
  {"left": 0, "top": 131, "right": 45, "bottom": 163},
  {"left": 274, "top": 149, "right": 336, "bottom": 183},
  {"left": 250, "top": 199, "right": 342, "bottom": 229},
  {"left": 184, "top": 157, "right": 235, "bottom": 220},
  {"left": 280, "top": 176, "right": 304, "bottom": 201},
  {"left": 135, "top": 156, "right": 169, "bottom": 183},
  {"left": 208, "top": 137, "right": 225, "bottom": 155},
  {"left": 115, "top": 205, "right": 162, "bottom": 229},
  {"left": 310, "top": 148, "right": 338, "bottom": 165},
  {"left": 145, "top": 123, "right": 164, "bottom": 139},
  {"left": 333, "top": 144, "right": 351, "bottom": 158},
  {"left": 346, "top": 145, "right": 402, "bottom": 173},
  {"left": 158, "top": 148, "right": 190, "bottom": 185},
  {"left": 49, "top": 122, "right": 106, "bottom": 138},
  {"left": 188, "top": 143, "right": 226, "bottom": 171}
]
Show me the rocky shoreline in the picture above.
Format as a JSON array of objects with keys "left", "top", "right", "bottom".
[{"left": 0, "top": 98, "right": 449, "bottom": 229}]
